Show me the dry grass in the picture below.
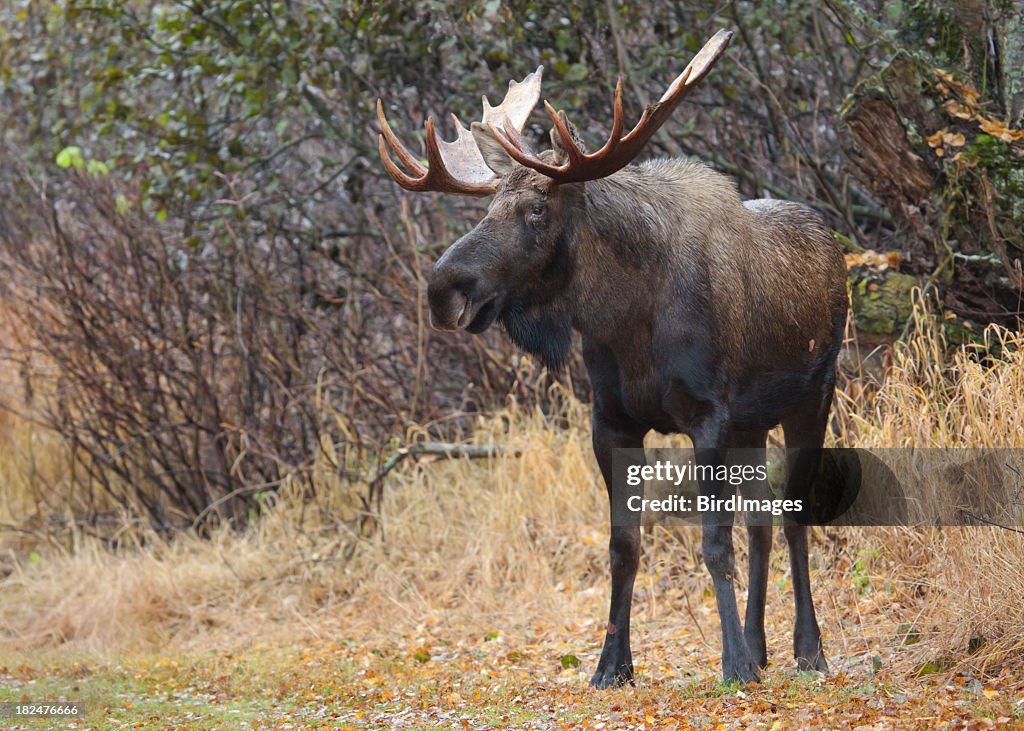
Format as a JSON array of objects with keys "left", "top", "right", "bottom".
[
  {"left": 834, "top": 307, "right": 1024, "bottom": 673},
  {"left": 1, "top": 301, "right": 1023, "bottom": 681},
  {"left": 834, "top": 305, "right": 1024, "bottom": 449}
]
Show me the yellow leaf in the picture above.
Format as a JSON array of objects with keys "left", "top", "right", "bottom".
[
  {"left": 845, "top": 249, "right": 902, "bottom": 271},
  {"left": 926, "top": 128, "right": 947, "bottom": 147},
  {"left": 978, "top": 116, "right": 1024, "bottom": 142},
  {"left": 945, "top": 101, "right": 975, "bottom": 120},
  {"left": 933, "top": 68, "right": 982, "bottom": 105},
  {"left": 982, "top": 687, "right": 1000, "bottom": 698},
  {"left": 943, "top": 132, "right": 966, "bottom": 147}
]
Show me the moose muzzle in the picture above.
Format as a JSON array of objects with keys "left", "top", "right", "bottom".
[
  {"left": 427, "top": 286, "right": 471, "bottom": 331},
  {"left": 427, "top": 234, "right": 502, "bottom": 333}
]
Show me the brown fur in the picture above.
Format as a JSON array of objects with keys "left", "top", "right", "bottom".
[
  {"left": 572, "top": 159, "right": 846, "bottom": 364},
  {"left": 426, "top": 153, "right": 847, "bottom": 687}
]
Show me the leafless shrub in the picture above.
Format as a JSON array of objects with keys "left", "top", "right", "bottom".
[{"left": 0, "top": 155, "right": 552, "bottom": 532}]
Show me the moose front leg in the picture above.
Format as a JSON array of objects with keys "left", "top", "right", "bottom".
[{"left": 590, "top": 413, "right": 645, "bottom": 689}]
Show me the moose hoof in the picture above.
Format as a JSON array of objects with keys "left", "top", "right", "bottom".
[
  {"left": 723, "top": 657, "right": 761, "bottom": 684},
  {"left": 745, "top": 632, "right": 769, "bottom": 670},
  {"left": 796, "top": 650, "right": 829, "bottom": 674},
  {"left": 589, "top": 664, "right": 634, "bottom": 690},
  {"left": 794, "top": 633, "right": 829, "bottom": 674}
]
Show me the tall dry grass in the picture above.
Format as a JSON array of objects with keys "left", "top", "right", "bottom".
[
  {"left": 0, "top": 302, "right": 1022, "bottom": 676},
  {"left": 833, "top": 307, "right": 1024, "bottom": 673}
]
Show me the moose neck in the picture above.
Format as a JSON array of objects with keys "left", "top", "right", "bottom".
[
  {"left": 498, "top": 225, "right": 576, "bottom": 371},
  {"left": 566, "top": 173, "right": 678, "bottom": 344},
  {"left": 499, "top": 170, "right": 686, "bottom": 370}
]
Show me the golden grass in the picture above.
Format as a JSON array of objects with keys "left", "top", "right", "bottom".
[
  {"left": 1, "top": 302, "right": 1022, "bottom": 678},
  {"left": 833, "top": 307, "right": 1024, "bottom": 673}
]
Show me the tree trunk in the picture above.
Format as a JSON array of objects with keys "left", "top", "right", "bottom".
[
  {"left": 838, "top": 1, "right": 1024, "bottom": 334},
  {"left": 994, "top": 1, "right": 1024, "bottom": 124}
]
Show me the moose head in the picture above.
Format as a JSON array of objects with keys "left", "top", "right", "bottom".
[{"left": 377, "top": 31, "right": 732, "bottom": 364}]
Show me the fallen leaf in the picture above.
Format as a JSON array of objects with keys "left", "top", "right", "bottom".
[
  {"left": 945, "top": 101, "right": 975, "bottom": 120},
  {"left": 978, "top": 116, "right": 1024, "bottom": 142},
  {"left": 926, "top": 128, "right": 947, "bottom": 147},
  {"left": 943, "top": 131, "right": 966, "bottom": 147}
]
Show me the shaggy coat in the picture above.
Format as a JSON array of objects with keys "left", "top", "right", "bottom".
[{"left": 427, "top": 155, "right": 848, "bottom": 687}]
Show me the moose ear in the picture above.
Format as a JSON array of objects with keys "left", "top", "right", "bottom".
[
  {"left": 471, "top": 122, "right": 515, "bottom": 176},
  {"left": 549, "top": 110, "right": 587, "bottom": 165}
]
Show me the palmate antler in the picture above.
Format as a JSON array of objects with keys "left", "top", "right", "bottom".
[
  {"left": 491, "top": 30, "right": 733, "bottom": 183},
  {"left": 376, "top": 30, "right": 733, "bottom": 193},
  {"left": 376, "top": 67, "right": 543, "bottom": 196}
]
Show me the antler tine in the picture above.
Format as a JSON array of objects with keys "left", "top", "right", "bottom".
[
  {"left": 376, "top": 65, "right": 545, "bottom": 196},
  {"left": 545, "top": 101, "right": 585, "bottom": 168},
  {"left": 606, "top": 77, "right": 625, "bottom": 152},
  {"left": 422, "top": 116, "right": 458, "bottom": 190},
  {"left": 481, "top": 66, "right": 544, "bottom": 134},
  {"left": 485, "top": 29, "right": 733, "bottom": 184},
  {"left": 490, "top": 118, "right": 553, "bottom": 172},
  {"left": 377, "top": 104, "right": 418, "bottom": 173},
  {"left": 376, "top": 100, "right": 498, "bottom": 196},
  {"left": 378, "top": 99, "right": 444, "bottom": 192},
  {"left": 551, "top": 76, "right": 627, "bottom": 159}
]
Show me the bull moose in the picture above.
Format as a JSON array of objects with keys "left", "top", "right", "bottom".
[{"left": 376, "top": 30, "right": 847, "bottom": 687}]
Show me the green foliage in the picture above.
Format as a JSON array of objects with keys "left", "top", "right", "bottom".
[
  {"left": 55, "top": 145, "right": 84, "bottom": 169},
  {"left": 1, "top": 0, "right": 846, "bottom": 228},
  {"left": 902, "top": 1, "right": 963, "bottom": 66},
  {"left": 940, "top": 130, "right": 1024, "bottom": 303},
  {"left": 962, "top": 134, "right": 1024, "bottom": 222},
  {"left": 559, "top": 654, "right": 580, "bottom": 669}
]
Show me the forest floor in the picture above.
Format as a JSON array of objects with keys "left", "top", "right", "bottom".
[
  {"left": 1, "top": 581, "right": 1022, "bottom": 730},
  {"left": 2, "top": 313, "right": 1024, "bottom": 729}
]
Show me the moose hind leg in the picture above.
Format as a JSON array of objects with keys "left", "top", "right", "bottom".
[
  {"left": 783, "top": 524, "right": 827, "bottom": 671},
  {"left": 782, "top": 411, "right": 830, "bottom": 673},
  {"left": 696, "top": 441, "right": 761, "bottom": 684},
  {"left": 744, "top": 524, "right": 772, "bottom": 669},
  {"left": 730, "top": 430, "right": 772, "bottom": 670}
]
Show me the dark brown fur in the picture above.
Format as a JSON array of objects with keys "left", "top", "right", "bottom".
[{"left": 427, "top": 155, "right": 847, "bottom": 686}]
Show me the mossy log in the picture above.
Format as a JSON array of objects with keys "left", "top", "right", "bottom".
[{"left": 849, "top": 269, "right": 922, "bottom": 337}]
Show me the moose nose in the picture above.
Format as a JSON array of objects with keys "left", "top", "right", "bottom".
[{"left": 427, "top": 260, "right": 477, "bottom": 332}]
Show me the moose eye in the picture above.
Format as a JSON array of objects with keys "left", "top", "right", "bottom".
[{"left": 529, "top": 205, "right": 546, "bottom": 218}]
